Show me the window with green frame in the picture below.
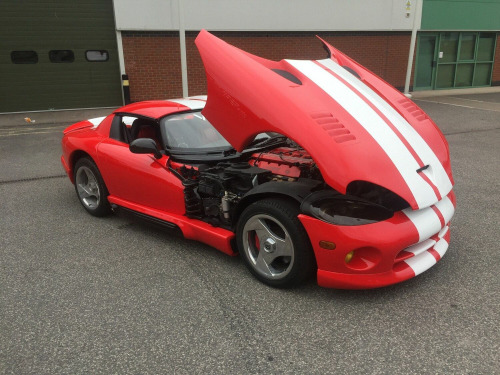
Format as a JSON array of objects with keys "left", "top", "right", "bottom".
[{"left": 435, "top": 32, "right": 497, "bottom": 89}]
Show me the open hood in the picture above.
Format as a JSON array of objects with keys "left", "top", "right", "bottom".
[{"left": 195, "top": 30, "right": 453, "bottom": 210}]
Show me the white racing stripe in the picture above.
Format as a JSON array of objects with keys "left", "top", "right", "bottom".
[
  {"left": 187, "top": 95, "right": 207, "bottom": 101},
  {"left": 88, "top": 117, "right": 105, "bottom": 128},
  {"left": 434, "top": 238, "right": 449, "bottom": 258},
  {"left": 434, "top": 196, "right": 455, "bottom": 224},
  {"left": 403, "top": 204, "right": 442, "bottom": 243},
  {"left": 287, "top": 59, "right": 437, "bottom": 208},
  {"left": 404, "top": 250, "right": 437, "bottom": 276},
  {"left": 403, "top": 194, "right": 454, "bottom": 243},
  {"left": 402, "top": 228, "right": 449, "bottom": 276},
  {"left": 438, "top": 225, "right": 449, "bottom": 239},
  {"left": 318, "top": 58, "right": 453, "bottom": 199},
  {"left": 405, "top": 239, "right": 436, "bottom": 257},
  {"left": 168, "top": 98, "right": 206, "bottom": 110}
]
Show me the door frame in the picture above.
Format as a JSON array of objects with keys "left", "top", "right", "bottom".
[{"left": 414, "top": 33, "right": 440, "bottom": 91}]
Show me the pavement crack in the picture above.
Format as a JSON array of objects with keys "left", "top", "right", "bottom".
[
  {"left": 443, "top": 127, "right": 500, "bottom": 136},
  {"left": 0, "top": 174, "right": 66, "bottom": 184}
]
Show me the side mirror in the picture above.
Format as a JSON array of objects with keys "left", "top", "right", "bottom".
[{"left": 129, "top": 138, "right": 162, "bottom": 159}]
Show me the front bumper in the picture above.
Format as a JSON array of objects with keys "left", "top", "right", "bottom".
[{"left": 299, "top": 191, "right": 456, "bottom": 289}]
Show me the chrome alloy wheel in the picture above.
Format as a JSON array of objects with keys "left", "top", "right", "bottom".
[
  {"left": 242, "top": 214, "right": 295, "bottom": 280},
  {"left": 75, "top": 166, "right": 101, "bottom": 210}
]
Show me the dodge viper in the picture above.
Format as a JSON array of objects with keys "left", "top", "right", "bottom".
[{"left": 61, "top": 30, "right": 455, "bottom": 289}]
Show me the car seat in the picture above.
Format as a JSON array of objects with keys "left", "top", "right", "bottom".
[{"left": 130, "top": 119, "right": 161, "bottom": 148}]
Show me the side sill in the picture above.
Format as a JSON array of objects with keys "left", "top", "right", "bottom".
[{"left": 112, "top": 204, "right": 179, "bottom": 231}]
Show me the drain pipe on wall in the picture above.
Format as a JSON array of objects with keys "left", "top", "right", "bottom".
[
  {"left": 115, "top": 31, "right": 130, "bottom": 105},
  {"left": 404, "top": 0, "right": 422, "bottom": 98},
  {"left": 178, "top": 0, "right": 189, "bottom": 98}
]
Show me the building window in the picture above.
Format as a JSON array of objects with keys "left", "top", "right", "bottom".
[
  {"left": 11, "top": 51, "right": 38, "bottom": 64},
  {"left": 85, "top": 50, "right": 109, "bottom": 62},
  {"left": 49, "top": 50, "right": 75, "bottom": 63},
  {"left": 415, "top": 32, "right": 497, "bottom": 90}
]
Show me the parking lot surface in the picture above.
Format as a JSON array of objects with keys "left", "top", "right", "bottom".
[{"left": 1, "top": 93, "right": 499, "bottom": 374}]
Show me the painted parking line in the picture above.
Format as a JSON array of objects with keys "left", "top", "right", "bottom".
[
  {"left": 414, "top": 97, "right": 500, "bottom": 112},
  {"left": 0, "top": 125, "right": 66, "bottom": 137},
  {"left": 446, "top": 96, "right": 500, "bottom": 104},
  {"left": 0, "top": 129, "right": 65, "bottom": 138}
]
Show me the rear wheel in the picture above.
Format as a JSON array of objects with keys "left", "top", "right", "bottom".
[
  {"left": 73, "top": 157, "right": 111, "bottom": 217},
  {"left": 237, "top": 199, "right": 315, "bottom": 288}
]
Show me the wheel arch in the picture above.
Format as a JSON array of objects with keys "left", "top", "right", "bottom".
[
  {"left": 232, "top": 179, "right": 321, "bottom": 229},
  {"left": 68, "top": 150, "right": 93, "bottom": 183},
  {"left": 233, "top": 192, "right": 297, "bottom": 228}
]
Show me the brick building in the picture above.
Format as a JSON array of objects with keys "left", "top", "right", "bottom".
[
  {"left": 115, "top": 0, "right": 500, "bottom": 103},
  {"left": 1, "top": 0, "right": 499, "bottom": 112},
  {"left": 123, "top": 31, "right": 414, "bottom": 102}
]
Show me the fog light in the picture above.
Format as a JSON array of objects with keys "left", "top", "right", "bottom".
[
  {"left": 319, "top": 240, "right": 336, "bottom": 250},
  {"left": 345, "top": 251, "right": 354, "bottom": 263}
]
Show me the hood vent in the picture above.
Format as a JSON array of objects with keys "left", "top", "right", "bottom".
[
  {"left": 398, "top": 98, "right": 429, "bottom": 122},
  {"left": 311, "top": 112, "right": 356, "bottom": 144},
  {"left": 271, "top": 69, "right": 302, "bottom": 85}
]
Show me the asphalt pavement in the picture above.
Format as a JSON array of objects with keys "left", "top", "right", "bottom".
[{"left": 0, "top": 92, "right": 499, "bottom": 374}]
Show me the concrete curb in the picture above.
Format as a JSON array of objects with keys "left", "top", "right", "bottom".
[
  {"left": 1, "top": 86, "right": 500, "bottom": 127},
  {"left": 410, "top": 86, "right": 500, "bottom": 98}
]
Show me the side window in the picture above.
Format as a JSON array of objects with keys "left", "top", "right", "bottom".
[
  {"left": 86, "top": 50, "right": 109, "bottom": 62},
  {"left": 49, "top": 50, "right": 74, "bottom": 63},
  {"left": 122, "top": 116, "right": 136, "bottom": 127},
  {"left": 11, "top": 51, "right": 38, "bottom": 64},
  {"left": 109, "top": 115, "right": 134, "bottom": 144},
  {"left": 109, "top": 115, "right": 161, "bottom": 148}
]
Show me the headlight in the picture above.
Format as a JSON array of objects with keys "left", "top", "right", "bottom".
[{"left": 301, "top": 190, "right": 394, "bottom": 226}]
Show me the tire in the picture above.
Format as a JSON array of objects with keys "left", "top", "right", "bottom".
[
  {"left": 73, "top": 157, "right": 111, "bottom": 217},
  {"left": 236, "top": 198, "right": 316, "bottom": 288}
]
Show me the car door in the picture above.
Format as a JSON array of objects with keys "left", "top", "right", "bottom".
[{"left": 96, "top": 114, "right": 185, "bottom": 215}]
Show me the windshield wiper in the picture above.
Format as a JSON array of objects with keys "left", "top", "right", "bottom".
[
  {"left": 223, "top": 148, "right": 237, "bottom": 156},
  {"left": 246, "top": 135, "right": 288, "bottom": 149},
  {"left": 167, "top": 146, "right": 234, "bottom": 156}
]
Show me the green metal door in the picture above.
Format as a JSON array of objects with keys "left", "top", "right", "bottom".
[
  {"left": 415, "top": 34, "right": 439, "bottom": 90},
  {"left": 435, "top": 32, "right": 460, "bottom": 89},
  {"left": 0, "top": 0, "right": 123, "bottom": 113}
]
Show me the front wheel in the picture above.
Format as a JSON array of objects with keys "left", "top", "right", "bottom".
[
  {"left": 236, "top": 199, "right": 315, "bottom": 288},
  {"left": 73, "top": 157, "right": 111, "bottom": 217}
]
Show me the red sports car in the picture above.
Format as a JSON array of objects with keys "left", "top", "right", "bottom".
[{"left": 61, "top": 30, "right": 455, "bottom": 289}]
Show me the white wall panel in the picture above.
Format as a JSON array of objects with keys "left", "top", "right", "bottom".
[
  {"left": 114, "top": 0, "right": 179, "bottom": 30},
  {"left": 114, "top": 0, "right": 420, "bottom": 32}
]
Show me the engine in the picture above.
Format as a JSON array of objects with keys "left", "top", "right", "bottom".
[{"left": 170, "top": 147, "right": 322, "bottom": 228}]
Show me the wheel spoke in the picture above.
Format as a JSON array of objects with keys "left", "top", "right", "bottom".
[
  {"left": 77, "top": 183, "right": 92, "bottom": 198},
  {"left": 273, "top": 236, "right": 294, "bottom": 258},
  {"left": 246, "top": 218, "right": 274, "bottom": 243},
  {"left": 255, "top": 250, "right": 273, "bottom": 276},
  {"left": 86, "top": 171, "right": 97, "bottom": 186}
]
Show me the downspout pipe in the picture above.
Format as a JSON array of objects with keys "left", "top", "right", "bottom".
[
  {"left": 178, "top": 0, "right": 189, "bottom": 97},
  {"left": 404, "top": 0, "right": 422, "bottom": 97}
]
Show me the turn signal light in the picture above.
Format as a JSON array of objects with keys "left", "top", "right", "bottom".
[
  {"left": 345, "top": 251, "right": 355, "bottom": 263},
  {"left": 319, "top": 240, "right": 336, "bottom": 250}
]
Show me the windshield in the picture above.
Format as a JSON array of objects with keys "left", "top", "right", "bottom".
[{"left": 160, "top": 111, "right": 270, "bottom": 150}]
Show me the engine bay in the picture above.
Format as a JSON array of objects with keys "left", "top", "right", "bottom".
[{"left": 168, "top": 147, "right": 323, "bottom": 228}]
